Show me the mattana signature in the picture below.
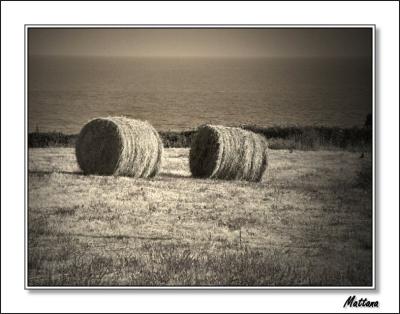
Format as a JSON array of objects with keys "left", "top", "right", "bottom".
[{"left": 344, "top": 295, "right": 379, "bottom": 308}]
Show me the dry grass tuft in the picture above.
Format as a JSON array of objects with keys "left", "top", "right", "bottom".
[
  {"left": 189, "top": 125, "right": 268, "bottom": 181},
  {"left": 76, "top": 117, "right": 163, "bottom": 177}
]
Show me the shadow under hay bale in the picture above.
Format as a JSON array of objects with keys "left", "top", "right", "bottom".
[
  {"left": 75, "top": 117, "right": 163, "bottom": 177},
  {"left": 189, "top": 125, "right": 268, "bottom": 182}
]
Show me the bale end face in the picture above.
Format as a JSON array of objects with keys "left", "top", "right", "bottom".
[
  {"left": 189, "top": 125, "right": 220, "bottom": 178},
  {"left": 76, "top": 118, "right": 122, "bottom": 175}
]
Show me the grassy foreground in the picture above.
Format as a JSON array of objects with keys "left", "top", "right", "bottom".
[{"left": 28, "top": 148, "right": 372, "bottom": 286}]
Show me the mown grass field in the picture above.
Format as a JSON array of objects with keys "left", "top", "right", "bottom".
[{"left": 28, "top": 147, "right": 372, "bottom": 286}]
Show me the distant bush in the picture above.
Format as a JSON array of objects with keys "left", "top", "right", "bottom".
[
  {"left": 28, "top": 125, "right": 372, "bottom": 151},
  {"left": 28, "top": 132, "right": 78, "bottom": 148},
  {"left": 159, "top": 130, "right": 196, "bottom": 148},
  {"left": 243, "top": 125, "right": 372, "bottom": 151}
]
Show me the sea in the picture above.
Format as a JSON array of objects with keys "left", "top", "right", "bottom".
[{"left": 28, "top": 56, "right": 373, "bottom": 134}]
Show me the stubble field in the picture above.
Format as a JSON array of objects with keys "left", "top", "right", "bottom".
[{"left": 28, "top": 147, "right": 372, "bottom": 287}]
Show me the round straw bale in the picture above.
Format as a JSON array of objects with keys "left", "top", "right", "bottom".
[
  {"left": 76, "top": 116, "right": 163, "bottom": 177},
  {"left": 189, "top": 125, "right": 268, "bottom": 182}
]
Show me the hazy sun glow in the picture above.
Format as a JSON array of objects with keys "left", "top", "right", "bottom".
[{"left": 29, "top": 28, "right": 372, "bottom": 58}]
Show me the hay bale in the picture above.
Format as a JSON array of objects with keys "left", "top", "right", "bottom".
[
  {"left": 76, "top": 117, "right": 163, "bottom": 177},
  {"left": 189, "top": 125, "right": 268, "bottom": 182}
]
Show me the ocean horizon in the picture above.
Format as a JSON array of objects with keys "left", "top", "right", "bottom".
[{"left": 28, "top": 55, "right": 372, "bottom": 133}]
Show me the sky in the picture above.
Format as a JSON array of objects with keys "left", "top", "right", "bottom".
[{"left": 29, "top": 28, "right": 372, "bottom": 58}]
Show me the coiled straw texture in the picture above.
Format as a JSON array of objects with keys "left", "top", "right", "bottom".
[
  {"left": 76, "top": 116, "right": 163, "bottom": 177},
  {"left": 189, "top": 125, "right": 268, "bottom": 182}
]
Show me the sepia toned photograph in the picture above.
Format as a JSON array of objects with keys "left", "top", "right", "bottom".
[{"left": 26, "top": 26, "right": 374, "bottom": 288}]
